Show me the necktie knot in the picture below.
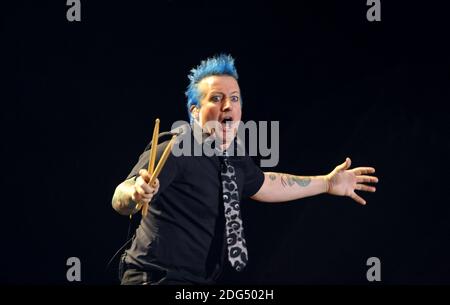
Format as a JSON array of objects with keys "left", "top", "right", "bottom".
[{"left": 218, "top": 151, "right": 230, "bottom": 168}]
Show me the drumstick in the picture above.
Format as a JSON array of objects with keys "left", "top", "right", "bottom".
[
  {"left": 141, "top": 134, "right": 176, "bottom": 216},
  {"left": 149, "top": 134, "right": 176, "bottom": 185},
  {"left": 148, "top": 119, "right": 160, "bottom": 178},
  {"left": 142, "top": 119, "right": 160, "bottom": 216}
]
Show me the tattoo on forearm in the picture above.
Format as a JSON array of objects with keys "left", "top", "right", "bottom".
[
  {"left": 292, "top": 176, "right": 311, "bottom": 187},
  {"left": 270, "top": 173, "right": 312, "bottom": 188},
  {"left": 280, "top": 175, "right": 292, "bottom": 187}
]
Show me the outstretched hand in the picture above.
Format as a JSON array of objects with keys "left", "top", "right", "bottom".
[{"left": 326, "top": 157, "right": 378, "bottom": 205}]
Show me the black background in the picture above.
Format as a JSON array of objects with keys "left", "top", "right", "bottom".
[{"left": 2, "top": 0, "right": 449, "bottom": 284}]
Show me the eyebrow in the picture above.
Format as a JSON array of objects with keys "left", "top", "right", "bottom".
[{"left": 208, "top": 90, "right": 240, "bottom": 96}]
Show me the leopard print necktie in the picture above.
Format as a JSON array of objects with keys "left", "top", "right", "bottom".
[{"left": 219, "top": 151, "right": 248, "bottom": 271}]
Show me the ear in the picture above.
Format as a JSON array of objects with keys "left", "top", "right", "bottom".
[{"left": 190, "top": 105, "right": 199, "bottom": 120}]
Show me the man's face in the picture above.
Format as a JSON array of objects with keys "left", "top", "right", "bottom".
[{"left": 192, "top": 75, "right": 242, "bottom": 145}]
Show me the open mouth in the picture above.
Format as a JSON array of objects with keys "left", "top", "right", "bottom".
[
  {"left": 220, "top": 117, "right": 236, "bottom": 135},
  {"left": 220, "top": 116, "right": 233, "bottom": 128}
]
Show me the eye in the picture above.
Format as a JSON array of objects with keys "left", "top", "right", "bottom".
[
  {"left": 211, "top": 95, "right": 222, "bottom": 103},
  {"left": 230, "top": 95, "right": 240, "bottom": 103}
]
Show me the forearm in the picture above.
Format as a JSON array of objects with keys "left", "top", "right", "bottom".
[
  {"left": 251, "top": 172, "right": 329, "bottom": 203},
  {"left": 112, "top": 177, "right": 139, "bottom": 216}
]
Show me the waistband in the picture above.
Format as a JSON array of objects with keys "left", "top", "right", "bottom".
[{"left": 123, "top": 262, "right": 216, "bottom": 285}]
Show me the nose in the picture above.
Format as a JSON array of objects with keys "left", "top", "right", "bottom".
[{"left": 222, "top": 98, "right": 233, "bottom": 112}]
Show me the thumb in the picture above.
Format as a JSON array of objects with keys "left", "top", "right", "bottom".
[{"left": 337, "top": 157, "right": 351, "bottom": 171}]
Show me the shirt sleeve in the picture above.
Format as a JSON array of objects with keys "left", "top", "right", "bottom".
[
  {"left": 241, "top": 155, "right": 265, "bottom": 198},
  {"left": 126, "top": 139, "right": 180, "bottom": 195}
]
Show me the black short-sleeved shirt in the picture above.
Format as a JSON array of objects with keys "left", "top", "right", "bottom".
[{"left": 123, "top": 130, "right": 265, "bottom": 284}]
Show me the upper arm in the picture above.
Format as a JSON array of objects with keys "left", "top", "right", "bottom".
[{"left": 250, "top": 172, "right": 270, "bottom": 201}]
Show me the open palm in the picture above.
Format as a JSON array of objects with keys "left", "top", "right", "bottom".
[{"left": 326, "top": 157, "right": 378, "bottom": 205}]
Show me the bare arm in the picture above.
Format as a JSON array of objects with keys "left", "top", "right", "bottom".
[
  {"left": 251, "top": 173, "right": 328, "bottom": 203},
  {"left": 251, "top": 158, "right": 378, "bottom": 205}
]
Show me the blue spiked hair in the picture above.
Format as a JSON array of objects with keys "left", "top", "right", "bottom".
[{"left": 185, "top": 54, "right": 239, "bottom": 121}]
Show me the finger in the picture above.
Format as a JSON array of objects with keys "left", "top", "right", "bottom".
[
  {"left": 139, "top": 169, "right": 151, "bottom": 183},
  {"left": 139, "top": 192, "right": 154, "bottom": 200},
  {"left": 150, "top": 178, "right": 160, "bottom": 189},
  {"left": 350, "top": 191, "right": 366, "bottom": 205},
  {"left": 143, "top": 183, "right": 154, "bottom": 194},
  {"left": 353, "top": 167, "right": 375, "bottom": 175},
  {"left": 151, "top": 183, "right": 160, "bottom": 195},
  {"left": 356, "top": 175, "right": 379, "bottom": 184},
  {"left": 337, "top": 157, "right": 352, "bottom": 171},
  {"left": 355, "top": 184, "right": 376, "bottom": 192},
  {"left": 137, "top": 179, "right": 154, "bottom": 194},
  {"left": 136, "top": 174, "right": 149, "bottom": 188},
  {"left": 136, "top": 184, "right": 149, "bottom": 196}
]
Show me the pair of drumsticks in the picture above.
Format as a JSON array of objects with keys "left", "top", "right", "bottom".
[{"left": 135, "top": 118, "right": 176, "bottom": 217}]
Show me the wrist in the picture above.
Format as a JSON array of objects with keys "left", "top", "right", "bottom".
[{"left": 323, "top": 175, "right": 331, "bottom": 194}]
